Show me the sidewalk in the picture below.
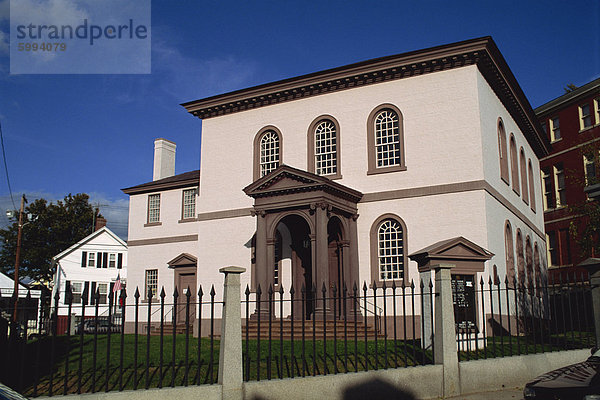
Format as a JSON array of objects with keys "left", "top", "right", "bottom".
[{"left": 443, "top": 387, "right": 523, "bottom": 399}]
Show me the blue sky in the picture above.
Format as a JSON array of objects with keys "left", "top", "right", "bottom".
[{"left": 0, "top": 0, "right": 598, "bottom": 239}]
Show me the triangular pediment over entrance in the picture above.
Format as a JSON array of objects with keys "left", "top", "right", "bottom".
[
  {"left": 167, "top": 253, "right": 197, "bottom": 268},
  {"left": 409, "top": 237, "right": 493, "bottom": 274},
  {"left": 243, "top": 165, "right": 362, "bottom": 203}
]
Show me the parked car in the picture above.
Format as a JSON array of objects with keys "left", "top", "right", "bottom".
[
  {"left": 524, "top": 348, "right": 600, "bottom": 399},
  {"left": 74, "top": 318, "right": 120, "bottom": 334}
]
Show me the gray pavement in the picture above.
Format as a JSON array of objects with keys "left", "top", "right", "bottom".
[{"left": 443, "top": 387, "right": 524, "bottom": 399}]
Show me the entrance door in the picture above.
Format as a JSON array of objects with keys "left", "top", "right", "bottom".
[
  {"left": 328, "top": 242, "right": 344, "bottom": 319},
  {"left": 176, "top": 271, "right": 197, "bottom": 325}
]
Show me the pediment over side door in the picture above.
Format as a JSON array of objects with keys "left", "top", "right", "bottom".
[{"left": 167, "top": 253, "right": 198, "bottom": 268}]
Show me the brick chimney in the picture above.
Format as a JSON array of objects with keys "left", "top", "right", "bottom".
[
  {"left": 95, "top": 216, "right": 107, "bottom": 231},
  {"left": 153, "top": 138, "right": 176, "bottom": 181}
]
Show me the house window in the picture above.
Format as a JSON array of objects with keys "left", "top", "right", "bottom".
[
  {"left": 520, "top": 148, "right": 528, "bottom": 204},
  {"left": 584, "top": 154, "right": 597, "bottom": 185},
  {"left": 546, "top": 232, "right": 557, "bottom": 266},
  {"left": 182, "top": 188, "right": 197, "bottom": 219},
  {"left": 498, "top": 119, "right": 509, "bottom": 184},
  {"left": 549, "top": 117, "right": 561, "bottom": 142},
  {"left": 542, "top": 168, "right": 554, "bottom": 210},
  {"left": 88, "top": 252, "right": 95, "bottom": 267},
  {"left": 148, "top": 194, "right": 160, "bottom": 223},
  {"left": 525, "top": 237, "right": 533, "bottom": 289},
  {"left": 71, "top": 282, "right": 83, "bottom": 304},
  {"left": 314, "top": 120, "right": 338, "bottom": 176},
  {"left": 109, "top": 253, "right": 116, "bottom": 268},
  {"left": 98, "top": 283, "right": 108, "bottom": 304},
  {"left": 528, "top": 160, "right": 536, "bottom": 212},
  {"left": 579, "top": 103, "right": 592, "bottom": 130},
  {"left": 595, "top": 98, "right": 600, "bottom": 125},
  {"left": 516, "top": 230, "right": 525, "bottom": 286},
  {"left": 367, "top": 104, "right": 405, "bottom": 175},
  {"left": 145, "top": 269, "right": 158, "bottom": 299},
  {"left": 505, "top": 221, "right": 515, "bottom": 285},
  {"left": 260, "top": 131, "right": 280, "bottom": 177},
  {"left": 510, "top": 135, "right": 519, "bottom": 194},
  {"left": 370, "top": 215, "right": 407, "bottom": 283},
  {"left": 541, "top": 122, "right": 547, "bottom": 135},
  {"left": 553, "top": 164, "right": 566, "bottom": 207}
]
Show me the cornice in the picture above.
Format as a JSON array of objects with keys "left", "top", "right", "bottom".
[
  {"left": 182, "top": 36, "right": 549, "bottom": 158},
  {"left": 122, "top": 177, "right": 199, "bottom": 195}
]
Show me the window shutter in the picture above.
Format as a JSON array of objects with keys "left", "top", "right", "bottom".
[
  {"left": 97, "top": 252, "right": 102, "bottom": 268},
  {"left": 110, "top": 282, "right": 115, "bottom": 301},
  {"left": 65, "top": 280, "right": 71, "bottom": 300},
  {"left": 117, "top": 253, "right": 123, "bottom": 269},
  {"left": 81, "top": 251, "right": 87, "bottom": 268},
  {"left": 91, "top": 282, "right": 96, "bottom": 305},
  {"left": 83, "top": 281, "right": 90, "bottom": 305},
  {"left": 103, "top": 253, "right": 108, "bottom": 269}
]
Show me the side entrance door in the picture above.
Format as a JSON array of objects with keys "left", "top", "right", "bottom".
[{"left": 176, "top": 270, "right": 197, "bottom": 326}]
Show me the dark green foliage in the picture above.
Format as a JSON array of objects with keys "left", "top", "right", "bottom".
[{"left": 0, "top": 193, "right": 100, "bottom": 282}]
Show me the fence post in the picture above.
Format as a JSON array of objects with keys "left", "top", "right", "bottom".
[
  {"left": 433, "top": 263, "right": 459, "bottom": 397},
  {"left": 581, "top": 258, "right": 600, "bottom": 347},
  {"left": 218, "top": 266, "right": 245, "bottom": 400}
]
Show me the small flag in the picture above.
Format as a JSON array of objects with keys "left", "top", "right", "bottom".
[{"left": 113, "top": 273, "right": 122, "bottom": 293}]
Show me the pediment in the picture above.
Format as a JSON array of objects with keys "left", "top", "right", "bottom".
[
  {"left": 167, "top": 253, "right": 197, "bottom": 268},
  {"left": 409, "top": 236, "right": 493, "bottom": 262},
  {"left": 243, "top": 165, "right": 362, "bottom": 203}
]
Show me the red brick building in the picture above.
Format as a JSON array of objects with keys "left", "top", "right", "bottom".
[{"left": 535, "top": 78, "right": 600, "bottom": 281}]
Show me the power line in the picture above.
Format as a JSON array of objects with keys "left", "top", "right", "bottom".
[{"left": 0, "top": 120, "right": 17, "bottom": 210}]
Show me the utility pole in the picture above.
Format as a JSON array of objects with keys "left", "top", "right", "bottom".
[{"left": 13, "top": 194, "right": 25, "bottom": 323}]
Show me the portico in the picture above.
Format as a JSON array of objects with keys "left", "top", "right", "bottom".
[{"left": 243, "top": 165, "right": 363, "bottom": 319}]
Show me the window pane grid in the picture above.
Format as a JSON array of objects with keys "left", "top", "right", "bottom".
[
  {"left": 148, "top": 194, "right": 160, "bottom": 223},
  {"left": 374, "top": 110, "right": 401, "bottom": 167},
  {"left": 71, "top": 282, "right": 82, "bottom": 304},
  {"left": 581, "top": 104, "right": 592, "bottom": 129},
  {"left": 314, "top": 120, "right": 337, "bottom": 175},
  {"left": 377, "top": 219, "right": 404, "bottom": 281},
  {"left": 145, "top": 269, "right": 158, "bottom": 298},
  {"left": 183, "top": 189, "right": 196, "bottom": 219},
  {"left": 260, "top": 131, "right": 280, "bottom": 177}
]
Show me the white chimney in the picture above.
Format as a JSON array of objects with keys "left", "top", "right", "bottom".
[{"left": 153, "top": 138, "right": 176, "bottom": 181}]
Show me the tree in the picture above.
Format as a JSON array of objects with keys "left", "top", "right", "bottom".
[
  {"left": 564, "top": 83, "right": 578, "bottom": 93},
  {"left": 0, "top": 193, "right": 101, "bottom": 283},
  {"left": 568, "top": 143, "right": 600, "bottom": 259}
]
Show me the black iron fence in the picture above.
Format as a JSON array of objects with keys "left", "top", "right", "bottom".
[
  {"left": 0, "top": 272, "right": 596, "bottom": 397},
  {"left": 455, "top": 273, "right": 594, "bottom": 361},
  {"left": 242, "top": 279, "right": 436, "bottom": 381},
  {"left": 0, "top": 285, "right": 222, "bottom": 397}
]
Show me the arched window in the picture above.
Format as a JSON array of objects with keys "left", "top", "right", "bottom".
[
  {"left": 534, "top": 243, "right": 541, "bottom": 295},
  {"left": 516, "top": 229, "right": 525, "bottom": 286},
  {"left": 367, "top": 104, "right": 406, "bottom": 175},
  {"left": 370, "top": 214, "right": 407, "bottom": 283},
  {"left": 253, "top": 126, "right": 282, "bottom": 180},
  {"left": 526, "top": 236, "right": 534, "bottom": 290},
  {"left": 510, "top": 135, "right": 520, "bottom": 195},
  {"left": 498, "top": 119, "right": 509, "bottom": 184},
  {"left": 528, "top": 160, "right": 536, "bottom": 212},
  {"left": 520, "top": 148, "right": 529, "bottom": 204},
  {"left": 505, "top": 221, "right": 515, "bottom": 286},
  {"left": 307, "top": 116, "right": 341, "bottom": 178}
]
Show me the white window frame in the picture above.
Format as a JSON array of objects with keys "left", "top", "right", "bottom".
[
  {"left": 71, "top": 281, "right": 83, "bottom": 304},
  {"left": 584, "top": 153, "right": 597, "bottom": 186},
  {"left": 182, "top": 188, "right": 197, "bottom": 219},
  {"left": 145, "top": 269, "right": 158, "bottom": 299},
  {"left": 87, "top": 252, "right": 95, "bottom": 267},
  {"left": 549, "top": 117, "right": 561, "bottom": 142},
  {"left": 542, "top": 169, "right": 553, "bottom": 210},
  {"left": 147, "top": 194, "right": 160, "bottom": 223},
  {"left": 109, "top": 253, "right": 116, "bottom": 268},
  {"left": 377, "top": 219, "right": 404, "bottom": 281},
  {"left": 314, "top": 120, "right": 338, "bottom": 176},
  {"left": 553, "top": 164, "right": 566, "bottom": 207},
  {"left": 579, "top": 103, "right": 593, "bottom": 130},
  {"left": 595, "top": 98, "right": 600, "bottom": 125},
  {"left": 374, "top": 110, "right": 401, "bottom": 168},
  {"left": 259, "top": 131, "right": 280, "bottom": 177},
  {"left": 98, "top": 283, "right": 108, "bottom": 304}
]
